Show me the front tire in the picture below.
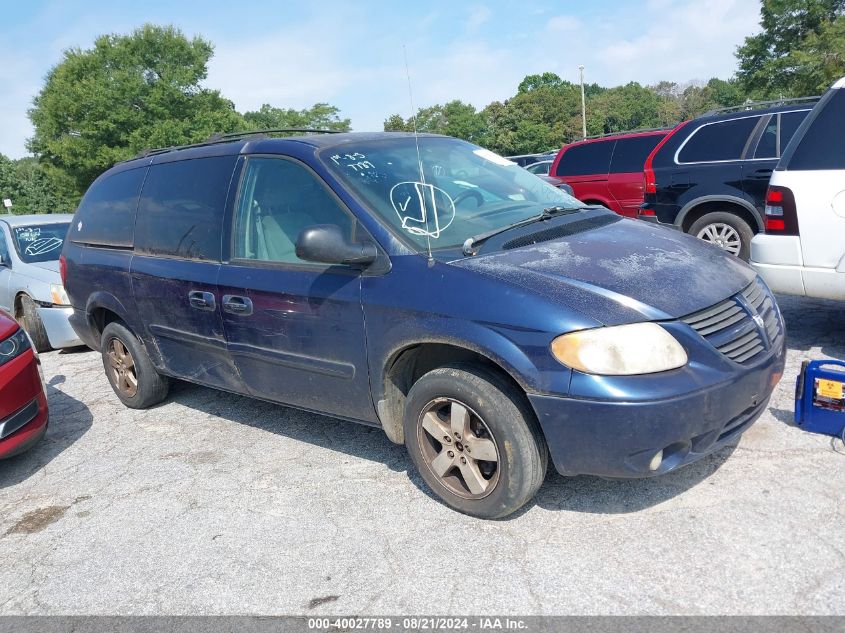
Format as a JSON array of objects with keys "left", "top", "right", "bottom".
[
  {"left": 101, "top": 321, "right": 169, "bottom": 409},
  {"left": 17, "top": 295, "right": 51, "bottom": 352},
  {"left": 689, "top": 211, "right": 755, "bottom": 261},
  {"left": 403, "top": 364, "right": 547, "bottom": 519}
]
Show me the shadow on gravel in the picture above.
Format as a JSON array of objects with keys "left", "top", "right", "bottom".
[
  {"left": 167, "top": 377, "right": 741, "bottom": 518},
  {"left": 776, "top": 294, "right": 845, "bottom": 358},
  {"left": 0, "top": 375, "right": 93, "bottom": 489},
  {"left": 165, "top": 379, "right": 409, "bottom": 473},
  {"left": 528, "top": 444, "right": 737, "bottom": 517}
]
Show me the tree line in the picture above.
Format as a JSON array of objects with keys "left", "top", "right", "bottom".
[{"left": 1, "top": 0, "right": 842, "bottom": 214}]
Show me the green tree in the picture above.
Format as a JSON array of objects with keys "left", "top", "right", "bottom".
[
  {"left": 242, "top": 103, "right": 351, "bottom": 132},
  {"left": 382, "top": 101, "right": 487, "bottom": 143},
  {"left": 736, "top": 0, "right": 845, "bottom": 97},
  {"left": 0, "top": 155, "right": 77, "bottom": 214},
  {"left": 29, "top": 24, "right": 243, "bottom": 195}
]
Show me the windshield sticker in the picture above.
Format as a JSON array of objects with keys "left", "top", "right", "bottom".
[
  {"left": 473, "top": 148, "right": 516, "bottom": 167},
  {"left": 390, "top": 181, "right": 455, "bottom": 239},
  {"left": 23, "top": 237, "right": 63, "bottom": 257}
]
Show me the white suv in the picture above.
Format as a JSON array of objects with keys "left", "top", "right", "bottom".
[{"left": 751, "top": 76, "right": 845, "bottom": 300}]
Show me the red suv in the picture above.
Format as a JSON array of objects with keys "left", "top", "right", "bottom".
[{"left": 549, "top": 129, "right": 670, "bottom": 216}]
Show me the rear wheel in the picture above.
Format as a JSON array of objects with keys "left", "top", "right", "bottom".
[
  {"left": 689, "top": 211, "right": 755, "bottom": 261},
  {"left": 403, "top": 364, "right": 547, "bottom": 519},
  {"left": 17, "top": 295, "right": 51, "bottom": 352},
  {"left": 101, "top": 321, "right": 169, "bottom": 409}
]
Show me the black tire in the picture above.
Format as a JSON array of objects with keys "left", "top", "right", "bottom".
[
  {"left": 17, "top": 295, "right": 51, "bottom": 352},
  {"left": 100, "top": 321, "right": 169, "bottom": 409},
  {"left": 688, "top": 211, "right": 755, "bottom": 261},
  {"left": 403, "top": 364, "right": 548, "bottom": 519}
]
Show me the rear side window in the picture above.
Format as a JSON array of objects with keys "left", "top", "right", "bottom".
[
  {"left": 779, "top": 111, "right": 808, "bottom": 149},
  {"left": 609, "top": 135, "right": 663, "bottom": 173},
  {"left": 135, "top": 156, "right": 237, "bottom": 261},
  {"left": 677, "top": 116, "right": 760, "bottom": 163},
  {"left": 71, "top": 168, "right": 146, "bottom": 247},
  {"left": 753, "top": 117, "right": 778, "bottom": 159},
  {"left": 554, "top": 141, "right": 614, "bottom": 177},
  {"left": 787, "top": 90, "right": 845, "bottom": 170}
]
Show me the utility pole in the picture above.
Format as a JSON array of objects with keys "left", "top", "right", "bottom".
[{"left": 579, "top": 65, "right": 587, "bottom": 139}]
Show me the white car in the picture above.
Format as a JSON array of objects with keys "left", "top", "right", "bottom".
[{"left": 751, "top": 77, "right": 845, "bottom": 300}]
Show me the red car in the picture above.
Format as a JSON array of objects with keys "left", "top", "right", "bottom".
[
  {"left": 549, "top": 129, "right": 669, "bottom": 217},
  {"left": 0, "top": 310, "right": 48, "bottom": 459}
]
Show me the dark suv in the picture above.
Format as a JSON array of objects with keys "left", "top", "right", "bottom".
[
  {"left": 61, "top": 131, "right": 785, "bottom": 518},
  {"left": 639, "top": 99, "right": 816, "bottom": 260}
]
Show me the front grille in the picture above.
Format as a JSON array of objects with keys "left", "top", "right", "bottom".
[{"left": 682, "top": 277, "right": 782, "bottom": 365}]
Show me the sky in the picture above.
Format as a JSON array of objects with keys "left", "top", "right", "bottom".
[{"left": 0, "top": 0, "right": 761, "bottom": 158}]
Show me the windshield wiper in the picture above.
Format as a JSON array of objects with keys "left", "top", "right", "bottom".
[{"left": 461, "top": 206, "right": 586, "bottom": 256}]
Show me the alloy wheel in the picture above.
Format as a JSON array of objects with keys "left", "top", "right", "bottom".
[
  {"left": 106, "top": 338, "right": 138, "bottom": 398},
  {"left": 696, "top": 222, "right": 742, "bottom": 256},
  {"left": 417, "top": 398, "right": 500, "bottom": 499}
]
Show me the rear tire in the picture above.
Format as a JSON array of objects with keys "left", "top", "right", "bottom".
[
  {"left": 689, "top": 211, "right": 755, "bottom": 261},
  {"left": 403, "top": 364, "right": 547, "bottom": 519},
  {"left": 17, "top": 295, "right": 51, "bottom": 352},
  {"left": 101, "top": 321, "right": 169, "bottom": 409}
]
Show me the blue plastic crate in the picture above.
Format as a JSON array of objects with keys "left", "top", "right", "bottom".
[{"left": 795, "top": 359, "right": 845, "bottom": 438}]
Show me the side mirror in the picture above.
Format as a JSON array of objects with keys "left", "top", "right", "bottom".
[
  {"left": 295, "top": 224, "right": 378, "bottom": 267},
  {"left": 0, "top": 254, "right": 8, "bottom": 267}
]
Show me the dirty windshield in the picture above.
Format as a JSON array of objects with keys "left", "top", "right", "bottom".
[
  {"left": 321, "top": 137, "right": 581, "bottom": 251},
  {"left": 11, "top": 223, "right": 71, "bottom": 264}
]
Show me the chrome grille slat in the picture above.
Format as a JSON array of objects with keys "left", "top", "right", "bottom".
[
  {"left": 682, "top": 299, "right": 736, "bottom": 325},
  {"left": 696, "top": 309, "right": 747, "bottom": 336},
  {"left": 725, "top": 337, "right": 764, "bottom": 359},
  {"left": 733, "top": 344, "right": 765, "bottom": 363},
  {"left": 718, "top": 330, "right": 760, "bottom": 354},
  {"left": 683, "top": 278, "right": 781, "bottom": 366}
]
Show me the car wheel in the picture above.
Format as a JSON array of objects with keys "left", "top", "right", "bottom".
[
  {"left": 101, "top": 321, "right": 169, "bottom": 409},
  {"left": 17, "top": 295, "right": 51, "bottom": 352},
  {"left": 689, "top": 212, "right": 755, "bottom": 261},
  {"left": 403, "top": 364, "right": 548, "bottom": 519}
]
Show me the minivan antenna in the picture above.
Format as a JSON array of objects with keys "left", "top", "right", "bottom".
[{"left": 403, "top": 45, "right": 434, "bottom": 264}]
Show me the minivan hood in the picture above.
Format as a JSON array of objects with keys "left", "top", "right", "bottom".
[{"left": 454, "top": 218, "right": 756, "bottom": 326}]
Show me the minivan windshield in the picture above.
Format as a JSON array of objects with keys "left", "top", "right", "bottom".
[
  {"left": 11, "top": 223, "right": 71, "bottom": 264},
  {"left": 320, "top": 137, "right": 582, "bottom": 251}
]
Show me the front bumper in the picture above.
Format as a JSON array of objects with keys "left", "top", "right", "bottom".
[
  {"left": 0, "top": 397, "right": 49, "bottom": 459},
  {"left": 37, "top": 306, "right": 83, "bottom": 349},
  {"left": 529, "top": 343, "right": 785, "bottom": 478}
]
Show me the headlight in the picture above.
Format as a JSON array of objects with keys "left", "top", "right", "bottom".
[
  {"left": 0, "top": 329, "right": 32, "bottom": 367},
  {"left": 551, "top": 322, "right": 688, "bottom": 375},
  {"left": 50, "top": 283, "right": 70, "bottom": 306}
]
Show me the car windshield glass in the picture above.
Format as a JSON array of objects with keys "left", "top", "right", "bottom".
[
  {"left": 320, "top": 137, "right": 581, "bottom": 251},
  {"left": 11, "top": 223, "right": 70, "bottom": 264}
]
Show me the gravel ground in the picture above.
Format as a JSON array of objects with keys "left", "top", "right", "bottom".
[{"left": 0, "top": 294, "right": 843, "bottom": 615}]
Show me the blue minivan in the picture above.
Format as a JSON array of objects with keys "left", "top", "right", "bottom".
[{"left": 62, "top": 132, "right": 786, "bottom": 518}]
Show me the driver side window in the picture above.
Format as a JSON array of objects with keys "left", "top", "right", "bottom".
[{"left": 233, "top": 157, "right": 355, "bottom": 264}]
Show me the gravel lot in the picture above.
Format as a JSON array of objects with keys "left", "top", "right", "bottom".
[{"left": 0, "top": 294, "right": 843, "bottom": 615}]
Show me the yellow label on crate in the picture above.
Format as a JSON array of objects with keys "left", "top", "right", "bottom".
[{"left": 816, "top": 378, "right": 844, "bottom": 400}]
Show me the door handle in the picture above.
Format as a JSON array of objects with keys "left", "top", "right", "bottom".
[
  {"left": 188, "top": 291, "right": 215, "bottom": 311},
  {"left": 222, "top": 295, "right": 253, "bottom": 316},
  {"left": 750, "top": 168, "right": 773, "bottom": 179}
]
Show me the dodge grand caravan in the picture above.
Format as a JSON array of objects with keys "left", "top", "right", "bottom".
[{"left": 62, "top": 132, "right": 786, "bottom": 518}]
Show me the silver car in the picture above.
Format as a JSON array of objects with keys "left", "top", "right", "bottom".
[{"left": 0, "top": 214, "right": 82, "bottom": 351}]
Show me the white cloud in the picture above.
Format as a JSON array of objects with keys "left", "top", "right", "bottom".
[
  {"left": 546, "top": 15, "right": 582, "bottom": 33},
  {"left": 466, "top": 6, "right": 492, "bottom": 32}
]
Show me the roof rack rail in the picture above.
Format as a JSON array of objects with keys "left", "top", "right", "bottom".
[
  {"left": 582, "top": 126, "right": 674, "bottom": 141},
  {"left": 702, "top": 96, "right": 820, "bottom": 117},
  {"left": 133, "top": 128, "right": 341, "bottom": 159}
]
